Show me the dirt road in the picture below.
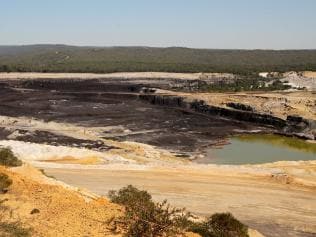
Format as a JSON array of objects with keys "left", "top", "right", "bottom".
[{"left": 45, "top": 168, "right": 316, "bottom": 237}]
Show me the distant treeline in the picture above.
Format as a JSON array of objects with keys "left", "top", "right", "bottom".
[{"left": 0, "top": 45, "right": 316, "bottom": 74}]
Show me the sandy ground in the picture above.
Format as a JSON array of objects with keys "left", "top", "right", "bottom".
[
  {"left": 0, "top": 165, "right": 124, "bottom": 237},
  {"left": 1, "top": 164, "right": 265, "bottom": 237},
  {"left": 44, "top": 167, "right": 316, "bottom": 237},
  {"left": 304, "top": 71, "right": 316, "bottom": 79}
]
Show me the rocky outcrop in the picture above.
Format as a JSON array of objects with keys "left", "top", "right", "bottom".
[
  {"left": 190, "top": 100, "right": 287, "bottom": 128},
  {"left": 226, "top": 102, "right": 254, "bottom": 112},
  {"left": 284, "top": 115, "right": 316, "bottom": 140},
  {"left": 139, "top": 94, "right": 316, "bottom": 139},
  {"left": 139, "top": 94, "right": 185, "bottom": 108},
  {"left": 139, "top": 94, "right": 286, "bottom": 128}
]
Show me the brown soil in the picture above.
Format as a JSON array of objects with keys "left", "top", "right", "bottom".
[
  {"left": 303, "top": 71, "right": 316, "bottom": 78},
  {"left": 0, "top": 165, "right": 123, "bottom": 237}
]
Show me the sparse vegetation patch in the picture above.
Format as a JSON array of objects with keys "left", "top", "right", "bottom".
[
  {"left": 0, "top": 222, "right": 31, "bottom": 237},
  {"left": 188, "top": 213, "right": 249, "bottom": 237},
  {"left": 0, "top": 173, "right": 12, "bottom": 194},
  {"left": 109, "top": 185, "right": 191, "bottom": 236},
  {"left": 0, "top": 173, "right": 31, "bottom": 237},
  {"left": 0, "top": 148, "right": 22, "bottom": 167},
  {"left": 109, "top": 185, "right": 249, "bottom": 237}
]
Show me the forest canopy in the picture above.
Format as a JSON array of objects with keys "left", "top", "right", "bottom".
[{"left": 0, "top": 45, "right": 316, "bottom": 74}]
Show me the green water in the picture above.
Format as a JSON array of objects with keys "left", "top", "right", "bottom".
[{"left": 205, "top": 134, "right": 316, "bottom": 165}]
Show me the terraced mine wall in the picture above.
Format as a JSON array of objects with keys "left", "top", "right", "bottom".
[
  {"left": 2, "top": 79, "right": 315, "bottom": 140},
  {"left": 139, "top": 94, "right": 316, "bottom": 140}
]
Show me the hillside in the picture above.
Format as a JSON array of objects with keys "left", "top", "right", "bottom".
[
  {"left": 0, "top": 45, "right": 316, "bottom": 73},
  {"left": 0, "top": 165, "right": 124, "bottom": 237}
]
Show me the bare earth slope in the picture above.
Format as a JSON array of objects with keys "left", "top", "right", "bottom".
[
  {"left": 180, "top": 91, "right": 316, "bottom": 120},
  {"left": 0, "top": 165, "right": 123, "bottom": 237}
]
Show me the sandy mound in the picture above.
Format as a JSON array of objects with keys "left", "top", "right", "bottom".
[
  {"left": 0, "top": 165, "right": 123, "bottom": 237},
  {"left": 0, "top": 140, "right": 129, "bottom": 166}
]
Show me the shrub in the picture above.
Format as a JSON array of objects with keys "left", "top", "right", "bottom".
[
  {"left": 189, "top": 213, "right": 249, "bottom": 237},
  {"left": 0, "top": 222, "right": 31, "bottom": 237},
  {"left": 0, "top": 148, "right": 22, "bottom": 167},
  {"left": 0, "top": 173, "right": 12, "bottom": 194},
  {"left": 109, "top": 185, "right": 191, "bottom": 237},
  {"left": 109, "top": 185, "right": 152, "bottom": 206},
  {"left": 109, "top": 186, "right": 249, "bottom": 237}
]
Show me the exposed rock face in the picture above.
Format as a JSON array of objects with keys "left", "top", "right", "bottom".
[
  {"left": 139, "top": 94, "right": 185, "bottom": 108},
  {"left": 226, "top": 102, "right": 254, "bottom": 112},
  {"left": 139, "top": 94, "right": 316, "bottom": 140},
  {"left": 285, "top": 115, "right": 316, "bottom": 140},
  {"left": 190, "top": 100, "right": 287, "bottom": 128},
  {"left": 139, "top": 94, "right": 286, "bottom": 127}
]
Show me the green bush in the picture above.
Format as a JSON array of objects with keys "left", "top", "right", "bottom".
[
  {"left": 0, "top": 173, "right": 12, "bottom": 194},
  {"left": 189, "top": 213, "right": 249, "bottom": 237},
  {"left": 0, "top": 148, "right": 22, "bottom": 167},
  {"left": 109, "top": 185, "right": 191, "bottom": 237},
  {"left": 109, "top": 186, "right": 249, "bottom": 237},
  {"left": 109, "top": 185, "right": 152, "bottom": 206},
  {"left": 199, "top": 76, "right": 292, "bottom": 93}
]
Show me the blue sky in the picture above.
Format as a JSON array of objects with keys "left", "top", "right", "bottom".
[{"left": 1, "top": 0, "right": 316, "bottom": 49}]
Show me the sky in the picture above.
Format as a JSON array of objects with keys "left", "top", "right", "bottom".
[{"left": 1, "top": 0, "right": 316, "bottom": 49}]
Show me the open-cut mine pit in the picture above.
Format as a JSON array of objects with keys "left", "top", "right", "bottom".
[
  {"left": 0, "top": 75, "right": 315, "bottom": 237},
  {"left": 0, "top": 78, "right": 272, "bottom": 157}
]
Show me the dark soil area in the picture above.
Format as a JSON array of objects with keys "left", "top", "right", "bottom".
[{"left": 0, "top": 79, "right": 268, "bottom": 154}]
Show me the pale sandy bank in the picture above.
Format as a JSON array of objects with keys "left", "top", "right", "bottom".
[
  {"left": 44, "top": 167, "right": 316, "bottom": 237},
  {"left": 0, "top": 72, "right": 232, "bottom": 80}
]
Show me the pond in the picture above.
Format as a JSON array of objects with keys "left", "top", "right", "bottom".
[{"left": 202, "top": 134, "right": 316, "bottom": 165}]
